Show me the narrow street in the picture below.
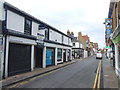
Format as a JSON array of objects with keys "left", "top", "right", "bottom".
[
  {"left": 0, "top": 0, "right": 120, "bottom": 89},
  {"left": 9, "top": 56, "right": 100, "bottom": 88}
]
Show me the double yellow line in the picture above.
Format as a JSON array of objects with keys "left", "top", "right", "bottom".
[{"left": 93, "top": 60, "right": 101, "bottom": 89}]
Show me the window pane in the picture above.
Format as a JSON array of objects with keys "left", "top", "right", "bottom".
[{"left": 24, "top": 19, "right": 32, "bottom": 35}]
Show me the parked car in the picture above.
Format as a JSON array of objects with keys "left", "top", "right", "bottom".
[{"left": 96, "top": 52, "right": 102, "bottom": 59}]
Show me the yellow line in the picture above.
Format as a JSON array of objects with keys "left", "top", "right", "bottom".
[
  {"left": 93, "top": 61, "right": 101, "bottom": 89},
  {"left": 97, "top": 61, "right": 101, "bottom": 89}
]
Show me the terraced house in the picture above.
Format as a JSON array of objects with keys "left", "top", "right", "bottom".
[{"left": 0, "top": 1, "right": 72, "bottom": 78}]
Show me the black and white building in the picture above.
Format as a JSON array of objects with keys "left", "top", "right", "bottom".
[
  {"left": 71, "top": 37, "right": 84, "bottom": 59},
  {"left": 43, "top": 27, "right": 72, "bottom": 67},
  {"left": 0, "top": 1, "right": 72, "bottom": 78}
]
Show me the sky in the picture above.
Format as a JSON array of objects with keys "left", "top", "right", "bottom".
[{"left": 5, "top": 0, "right": 110, "bottom": 48}]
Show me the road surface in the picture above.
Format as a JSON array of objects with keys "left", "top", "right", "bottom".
[{"left": 10, "top": 55, "right": 100, "bottom": 88}]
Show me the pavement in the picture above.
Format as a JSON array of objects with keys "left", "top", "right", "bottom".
[
  {"left": 0, "top": 55, "right": 119, "bottom": 88},
  {"left": 102, "top": 57, "right": 119, "bottom": 88}
]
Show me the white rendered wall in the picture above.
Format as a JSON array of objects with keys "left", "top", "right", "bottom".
[
  {"left": 9, "top": 36, "right": 36, "bottom": 45},
  {"left": 7, "top": 10, "right": 24, "bottom": 33},
  {"left": 49, "top": 29, "right": 71, "bottom": 46},
  {"left": 49, "top": 29, "right": 62, "bottom": 43},
  {"left": 68, "top": 38, "right": 72, "bottom": 46},
  {"left": 31, "top": 45, "right": 34, "bottom": 71},
  {"left": 0, "top": 0, "right": 5, "bottom": 20},
  {"left": 63, "top": 36, "right": 68, "bottom": 45},
  {"left": 72, "top": 42, "right": 79, "bottom": 48},
  {"left": 43, "top": 47, "right": 46, "bottom": 68},
  {"left": 32, "top": 22, "right": 39, "bottom": 36}
]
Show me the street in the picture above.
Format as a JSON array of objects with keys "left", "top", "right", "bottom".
[
  {"left": 9, "top": 56, "right": 101, "bottom": 88},
  {"left": 0, "top": 0, "right": 120, "bottom": 89}
]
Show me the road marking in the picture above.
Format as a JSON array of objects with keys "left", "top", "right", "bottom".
[
  {"left": 104, "top": 75, "right": 109, "bottom": 77},
  {"left": 93, "top": 60, "right": 101, "bottom": 89},
  {"left": 97, "top": 63, "right": 101, "bottom": 89}
]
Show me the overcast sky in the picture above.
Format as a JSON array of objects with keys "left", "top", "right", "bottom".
[{"left": 5, "top": 0, "right": 110, "bottom": 48}]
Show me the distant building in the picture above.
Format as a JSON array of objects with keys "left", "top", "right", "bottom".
[
  {"left": 89, "top": 42, "right": 94, "bottom": 55},
  {"left": 67, "top": 30, "right": 84, "bottom": 59},
  {"left": 78, "top": 32, "right": 86, "bottom": 50},
  {"left": 82, "top": 35, "right": 91, "bottom": 56},
  {"left": 72, "top": 37, "right": 84, "bottom": 59}
]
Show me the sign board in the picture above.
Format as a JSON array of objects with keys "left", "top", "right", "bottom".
[
  {"left": 38, "top": 24, "right": 47, "bottom": 30},
  {"left": 105, "top": 18, "right": 112, "bottom": 35},
  {"left": 36, "top": 33, "right": 44, "bottom": 44},
  {"left": 105, "top": 29, "right": 112, "bottom": 34}
]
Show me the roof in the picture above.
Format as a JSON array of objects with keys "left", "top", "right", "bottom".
[
  {"left": 82, "top": 35, "right": 90, "bottom": 42},
  {"left": 4, "top": 2, "right": 72, "bottom": 39}
]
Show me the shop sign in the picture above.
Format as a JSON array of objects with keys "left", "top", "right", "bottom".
[
  {"left": 36, "top": 33, "right": 44, "bottom": 43},
  {"left": 105, "top": 29, "right": 112, "bottom": 34}
]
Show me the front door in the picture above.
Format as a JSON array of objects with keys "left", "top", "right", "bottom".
[{"left": 46, "top": 50, "right": 53, "bottom": 66}]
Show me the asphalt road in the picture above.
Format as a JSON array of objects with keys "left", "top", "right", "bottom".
[{"left": 14, "top": 55, "right": 100, "bottom": 88}]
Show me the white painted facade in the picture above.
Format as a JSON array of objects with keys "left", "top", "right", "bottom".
[
  {"left": 43, "top": 28, "right": 72, "bottom": 67},
  {"left": 0, "top": 1, "right": 72, "bottom": 78},
  {"left": 49, "top": 29, "right": 62, "bottom": 43},
  {"left": 49, "top": 28, "right": 71, "bottom": 45},
  {"left": 72, "top": 42, "right": 83, "bottom": 48},
  {"left": 0, "top": 2, "right": 42, "bottom": 78}
]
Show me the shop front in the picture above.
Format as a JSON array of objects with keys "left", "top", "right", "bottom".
[{"left": 112, "top": 27, "right": 120, "bottom": 82}]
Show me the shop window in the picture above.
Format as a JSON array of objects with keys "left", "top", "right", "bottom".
[
  {"left": 24, "top": 18, "right": 32, "bottom": 35},
  {"left": 57, "top": 48, "right": 62, "bottom": 61}
]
